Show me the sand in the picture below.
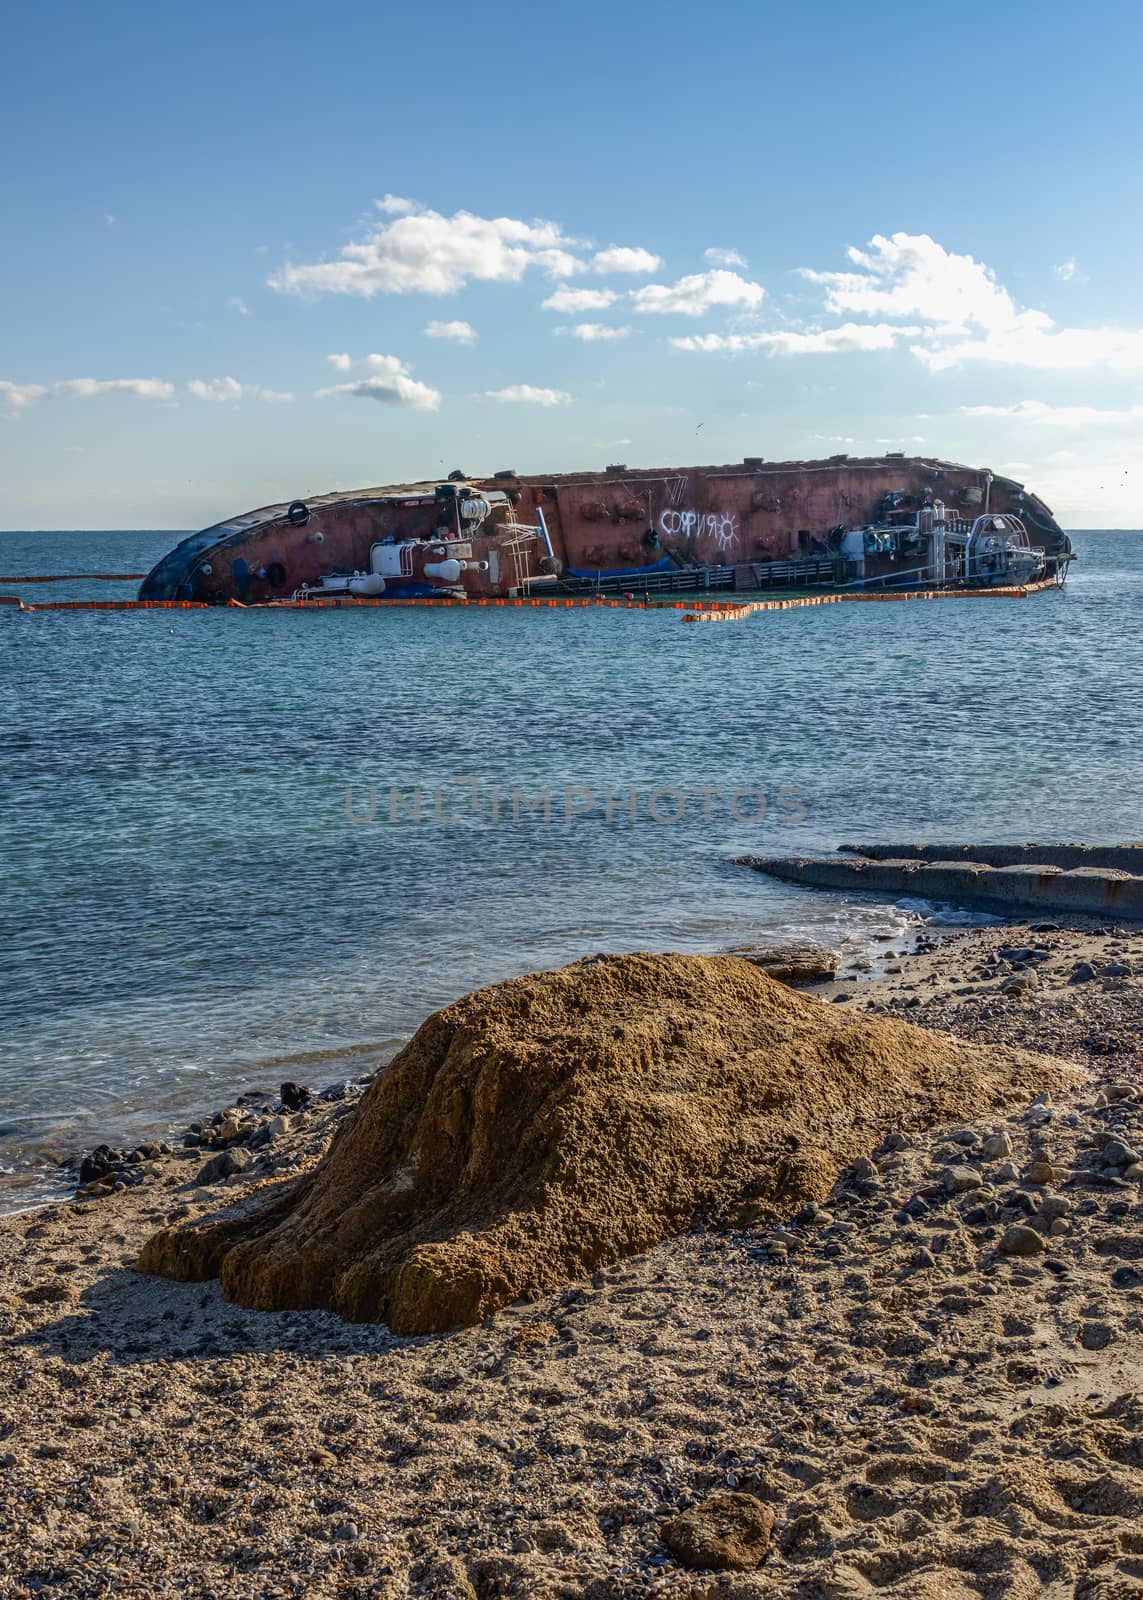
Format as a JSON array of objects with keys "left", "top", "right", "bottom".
[
  {"left": 137, "top": 953, "right": 1078, "bottom": 1334},
  {"left": 1, "top": 924, "right": 1141, "bottom": 1599}
]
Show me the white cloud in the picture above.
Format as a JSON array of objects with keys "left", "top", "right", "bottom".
[
  {"left": 631, "top": 269, "right": 765, "bottom": 316},
  {"left": 591, "top": 246, "right": 660, "bottom": 274},
  {"left": 558, "top": 323, "right": 631, "bottom": 342},
  {"left": 915, "top": 324, "right": 1143, "bottom": 372},
  {"left": 227, "top": 296, "right": 251, "bottom": 316},
  {"left": 542, "top": 285, "right": 618, "bottom": 313},
  {"left": 483, "top": 384, "right": 571, "bottom": 406},
  {"left": 316, "top": 353, "right": 440, "bottom": 410},
  {"left": 103, "top": 212, "right": 117, "bottom": 228},
  {"left": 270, "top": 199, "right": 589, "bottom": 297},
  {"left": 377, "top": 194, "right": 419, "bottom": 215},
  {"left": 188, "top": 377, "right": 294, "bottom": 402},
  {"left": 1054, "top": 258, "right": 1080, "bottom": 281},
  {"left": 425, "top": 318, "right": 477, "bottom": 344},
  {"left": 188, "top": 376, "right": 243, "bottom": 402},
  {"left": 0, "top": 380, "right": 47, "bottom": 412},
  {"left": 56, "top": 377, "right": 175, "bottom": 399},
  {"left": 269, "top": 198, "right": 665, "bottom": 298},
  {"left": 1017, "top": 444, "right": 1140, "bottom": 526},
  {"left": 800, "top": 232, "right": 1027, "bottom": 334},
  {"left": 671, "top": 322, "right": 911, "bottom": 355},
  {"left": 327, "top": 352, "right": 353, "bottom": 372},
  {"left": 704, "top": 247, "right": 748, "bottom": 269},
  {"left": 319, "top": 377, "right": 440, "bottom": 409},
  {"left": 961, "top": 399, "right": 1143, "bottom": 427},
  {"left": 800, "top": 232, "right": 1143, "bottom": 372}
]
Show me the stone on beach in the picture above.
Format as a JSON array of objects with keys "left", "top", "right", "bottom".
[
  {"left": 138, "top": 952, "right": 1079, "bottom": 1334},
  {"left": 725, "top": 942, "right": 840, "bottom": 986},
  {"left": 194, "top": 1146, "right": 253, "bottom": 1186},
  {"left": 660, "top": 1490, "right": 775, "bottom": 1571},
  {"left": 999, "top": 1223, "right": 1047, "bottom": 1257}
]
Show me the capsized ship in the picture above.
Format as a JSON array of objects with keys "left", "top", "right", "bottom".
[{"left": 139, "top": 454, "right": 1073, "bottom": 605}]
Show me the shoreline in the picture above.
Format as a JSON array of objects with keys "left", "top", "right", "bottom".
[
  {"left": 1, "top": 922, "right": 1141, "bottom": 1597},
  {"left": 10, "top": 908, "right": 1141, "bottom": 1222},
  {"left": 0, "top": 904, "right": 956, "bottom": 1220}
]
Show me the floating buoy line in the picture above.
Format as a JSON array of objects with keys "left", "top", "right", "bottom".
[{"left": 2, "top": 576, "right": 1060, "bottom": 621}]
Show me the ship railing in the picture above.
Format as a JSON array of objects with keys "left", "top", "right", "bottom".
[
  {"left": 532, "top": 565, "right": 738, "bottom": 597},
  {"left": 747, "top": 558, "right": 839, "bottom": 588},
  {"left": 534, "top": 556, "right": 844, "bottom": 598},
  {"left": 497, "top": 522, "right": 542, "bottom": 588},
  {"left": 836, "top": 561, "right": 945, "bottom": 592}
]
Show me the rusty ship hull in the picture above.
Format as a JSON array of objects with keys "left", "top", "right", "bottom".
[{"left": 139, "top": 455, "right": 1071, "bottom": 605}]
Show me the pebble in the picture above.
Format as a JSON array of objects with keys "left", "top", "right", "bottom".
[
  {"left": 982, "top": 1131, "right": 1014, "bottom": 1160},
  {"left": 999, "top": 1224, "right": 1047, "bottom": 1257},
  {"left": 1025, "top": 1160, "right": 1060, "bottom": 1186},
  {"left": 1080, "top": 1321, "right": 1114, "bottom": 1350},
  {"left": 195, "top": 1147, "right": 253, "bottom": 1186},
  {"left": 943, "top": 1165, "right": 983, "bottom": 1194}
]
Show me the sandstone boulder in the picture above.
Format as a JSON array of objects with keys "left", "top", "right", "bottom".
[
  {"left": 661, "top": 1490, "right": 774, "bottom": 1571},
  {"left": 138, "top": 953, "right": 1079, "bottom": 1333},
  {"left": 725, "top": 942, "right": 839, "bottom": 986}
]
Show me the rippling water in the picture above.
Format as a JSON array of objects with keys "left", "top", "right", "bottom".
[{"left": 2, "top": 529, "right": 1141, "bottom": 1207}]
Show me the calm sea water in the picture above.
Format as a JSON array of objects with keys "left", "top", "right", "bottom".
[{"left": 2, "top": 529, "right": 1141, "bottom": 1207}]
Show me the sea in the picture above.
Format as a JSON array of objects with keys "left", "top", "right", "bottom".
[{"left": 2, "top": 529, "right": 1141, "bottom": 1210}]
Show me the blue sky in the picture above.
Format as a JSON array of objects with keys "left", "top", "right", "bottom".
[{"left": 3, "top": 0, "right": 1142, "bottom": 529}]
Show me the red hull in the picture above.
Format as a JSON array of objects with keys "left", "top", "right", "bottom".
[{"left": 139, "top": 455, "right": 1067, "bottom": 605}]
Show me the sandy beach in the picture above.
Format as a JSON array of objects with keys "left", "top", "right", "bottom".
[{"left": 2, "top": 921, "right": 1142, "bottom": 1599}]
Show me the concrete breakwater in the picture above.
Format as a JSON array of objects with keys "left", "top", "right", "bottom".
[
  {"left": 741, "top": 846, "right": 1143, "bottom": 919},
  {"left": 839, "top": 841, "right": 1143, "bottom": 873}
]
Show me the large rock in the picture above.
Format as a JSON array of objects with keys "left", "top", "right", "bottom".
[
  {"left": 725, "top": 942, "right": 839, "bottom": 986},
  {"left": 138, "top": 953, "right": 1079, "bottom": 1334},
  {"left": 661, "top": 1490, "right": 774, "bottom": 1571}
]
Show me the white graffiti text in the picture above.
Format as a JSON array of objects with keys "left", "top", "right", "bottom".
[{"left": 658, "top": 508, "right": 739, "bottom": 549}]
